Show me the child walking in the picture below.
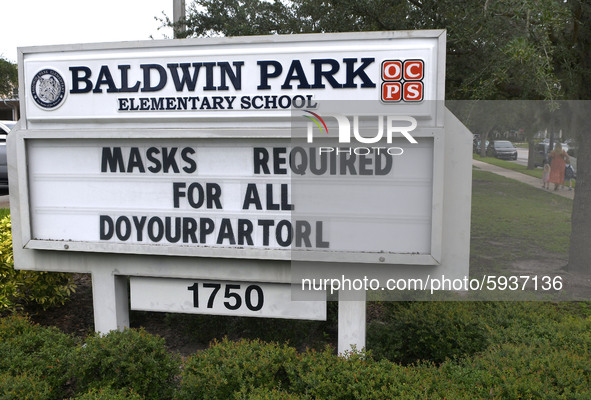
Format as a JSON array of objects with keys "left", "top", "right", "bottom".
[
  {"left": 564, "top": 164, "right": 575, "bottom": 191},
  {"left": 542, "top": 163, "right": 551, "bottom": 190}
]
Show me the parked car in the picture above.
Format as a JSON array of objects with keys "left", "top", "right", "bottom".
[
  {"left": 533, "top": 142, "right": 549, "bottom": 167},
  {"left": 0, "top": 120, "right": 15, "bottom": 135},
  {"left": 533, "top": 142, "right": 572, "bottom": 167},
  {"left": 0, "top": 120, "right": 16, "bottom": 192},
  {"left": 473, "top": 136, "right": 489, "bottom": 153},
  {"left": 487, "top": 140, "right": 518, "bottom": 160}
]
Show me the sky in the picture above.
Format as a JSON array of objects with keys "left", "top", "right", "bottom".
[{"left": 0, "top": 0, "right": 174, "bottom": 63}]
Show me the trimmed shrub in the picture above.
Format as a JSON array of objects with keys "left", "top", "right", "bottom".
[
  {"left": 0, "top": 313, "right": 36, "bottom": 339},
  {"left": 179, "top": 340, "right": 461, "bottom": 400},
  {"left": 454, "top": 343, "right": 591, "bottom": 399},
  {"left": 367, "top": 302, "right": 488, "bottom": 364},
  {"left": 73, "top": 328, "right": 181, "bottom": 400},
  {"left": 73, "top": 387, "right": 144, "bottom": 400},
  {"left": 286, "top": 347, "right": 471, "bottom": 400},
  {"left": 178, "top": 338, "right": 298, "bottom": 399},
  {"left": 0, "top": 315, "right": 77, "bottom": 399},
  {"left": 483, "top": 302, "right": 591, "bottom": 350},
  {"left": 0, "top": 372, "right": 52, "bottom": 400},
  {"left": 233, "top": 386, "right": 307, "bottom": 400},
  {"left": 0, "top": 215, "right": 75, "bottom": 313},
  {"left": 288, "top": 347, "right": 399, "bottom": 400}
]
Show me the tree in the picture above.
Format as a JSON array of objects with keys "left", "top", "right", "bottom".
[
  {"left": 447, "top": 100, "right": 518, "bottom": 157},
  {"left": 558, "top": 0, "right": 591, "bottom": 274},
  {"left": 161, "top": 0, "right": 301, "bottom": 37},
  {"left": 175, "top": 0, "right": 565, "bottom": 100},
  {"left": 0, "top": 57, "right": 17, "bottom": 98},
  {"left": 172, "top": 0, "right": 591, "bottom": 273},
  {"left": 565, "top": 102, "right": 590, "bottom": 274}
]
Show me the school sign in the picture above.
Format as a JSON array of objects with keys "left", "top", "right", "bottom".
[{"left": 9, "top": 31, "right": 472, "bottom": 352}]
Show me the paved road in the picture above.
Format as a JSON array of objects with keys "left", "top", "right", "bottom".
[
  {"left": 514, "top": 147, "right": 577, "bottom": 171},
  {"left": 0, "top": 194, "right": 8, "bottom": 209},
  {"left": 516, "top": 148, "right": 528, "bottom": 165},
  {"left": 473, "top": 159, "right": 574, "bottom": 200}
]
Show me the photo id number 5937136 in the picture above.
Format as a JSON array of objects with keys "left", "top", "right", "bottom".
[{"left": 187, "top": 282, "right": 264, "bottom": 312}]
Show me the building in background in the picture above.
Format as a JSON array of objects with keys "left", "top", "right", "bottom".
[{"left": 0, "top": 89, "right": 19, "bottom": 121}]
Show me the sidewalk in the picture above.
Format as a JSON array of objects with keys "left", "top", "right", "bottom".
[{"left": 472, "top": 159, "right": 575, "bottom": 200}]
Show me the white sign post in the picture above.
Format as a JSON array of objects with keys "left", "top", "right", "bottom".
[{"left": 9, "top": 31, "right": 471, "bottom": 352}]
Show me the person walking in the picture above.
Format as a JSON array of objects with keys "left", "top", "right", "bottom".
[
  {"left": 548, "top": 142, "right": 570, "bottom": 191},
  {"left": 542, "top": 162, "right": 551, "bottom": 190},
  {"left": 564, "top": 163, "right": 575, "bottom": 191}
]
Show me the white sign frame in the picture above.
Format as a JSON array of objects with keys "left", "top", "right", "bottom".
[
  {"left": 9, "top": 31, "right": 472, "bottom": 351},
  {"left": 14, "top": 30, "right": 447, "bottom": 266},
  {"left": 14, "top": 127, "right": 443, "bottom": 265}
]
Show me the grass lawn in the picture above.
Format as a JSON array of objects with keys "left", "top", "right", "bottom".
[
  {"left": 474, "top": 153, "right": 544, "bottom": 179},
  {"left": 513, "top": 142, "right": 529, "bottom": 148},
  {"left": 471, "top": 169, "right": 572, "bottom": 262}
]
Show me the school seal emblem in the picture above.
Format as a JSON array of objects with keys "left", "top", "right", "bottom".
[{"left": 31, "top": 69, "right": 66, "bottom": 109}]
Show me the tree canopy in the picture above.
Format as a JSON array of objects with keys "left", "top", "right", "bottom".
[
  {"left": 170, "top": 0, "right": 573, "bottom": 101},
  {"left": 166, "top": 0, "right": 591, "bottom": 272},
  {"left": 0, "top": 57, "right": 17, "bottom": 98}
]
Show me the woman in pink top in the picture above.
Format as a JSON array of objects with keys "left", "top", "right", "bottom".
[{"left": 548, "top": 143, "right": 570, "bottom": 191}]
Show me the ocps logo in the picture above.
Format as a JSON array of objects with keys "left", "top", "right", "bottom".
[{"left": 381, "top": 59, "right": 424, "bottom": 103}]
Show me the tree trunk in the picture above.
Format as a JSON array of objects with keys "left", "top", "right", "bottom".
[
  {"left": 480, "top": 131, "right": 490, "bottom": 157},
  {"left": 567, "top": 130, "right": 591, "bottom": 273}
]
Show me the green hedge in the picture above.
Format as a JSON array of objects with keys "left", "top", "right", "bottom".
[
  {"left": 177, "top": 330, "right": 590, "bottom": 399},
  {"left": 0, "top": 304, "right": 589, "bottom": 399},
  {"left": 72, "top": 387, "right": 144, "bottom": 400},
  {"left": 0, "top": 215, "right": 75, "bottom": 313},
  {"left": 367, "top": 302, "right": 489, "bottom": 364},
  {"left": 0, "top": 372, "right": 53, "bottom": 400},
  {"left": 73, "top": 328, "right": 182, "bottom": 400},
  {"left": 0, "top": 315, "right": 77, "bottom": 399},
  {"left": 0, "top": 316, "right": 181, "bottom": 400},
  {"left": 178, "top": 338, "right": 298, "bottom": 399}
]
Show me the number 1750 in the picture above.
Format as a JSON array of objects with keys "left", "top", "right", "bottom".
[{"left": 187, "top": 282, "right": 264, "bottom": 312}]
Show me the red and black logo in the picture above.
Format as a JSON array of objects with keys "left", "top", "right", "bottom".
[{"left": 381, "top": 60, "right": 424, "bottom": 103}]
